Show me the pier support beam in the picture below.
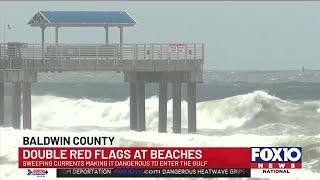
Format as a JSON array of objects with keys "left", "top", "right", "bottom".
[
  {"left": 41, "top": 26, "right": 46, "bottom": 45},
  {"left": 136, "top": 73, "right": 145, "bottom": 131},
  {"left": 105, "top": 26, "right": 109, "bottom": 44},
  {"left": 55, "top": 27, "right": 59, "bottom": 44},
  {"left": 12, "top": 82, "right": 21, "bottom": 129},
  {"left": 187, "top": 83, "right": 197, "bottom": 133},
  {"left": 119, "top": 26, "right": 123, "bottom": 44},
  {"left": 158, "top": 74, "right": 167, "bottom": 133},
  {"left": 172, "top": 80, "right": 181, "bottom": 133},
  {"left": 23, "top": 82, "right": 31, "bottom": 129},
  {"left": 119, "top": 26, "right": 123, "bottom": 59},
  {"left": 0, "top": 83, "right": 4, "bottom": 127},
  {"left": 130, "top": 82, "right": 137, "bottom": 131},
  {"left": 41, "top": 26, "right": 46, "bottom": 65}
]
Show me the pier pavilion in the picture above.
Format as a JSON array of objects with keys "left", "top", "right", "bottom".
[{"left": 0, "top": 11, "right": 203, "bottom": 133}]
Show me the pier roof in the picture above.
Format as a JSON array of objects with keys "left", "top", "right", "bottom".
[{"left": 28, "top": 11, "right": 136, "bottom": 27}]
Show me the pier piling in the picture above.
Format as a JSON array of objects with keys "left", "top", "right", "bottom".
[
  {"left": 158, "top": 73, "right": 167, "bottom": 133},
  {"left": 23, "top": 82, "right": 32, "bottom": 129},
  {"left": 136, "top": 73, "right": 146, "bottom": 132},
  {"left": 187, "top": 83, "right": 196, "bottom": 133},
  {"left": 172, "top": 80, "right": 182, "bottom": 133},
  {"left": 0, "top": 83, "right": 4, "bottom": 126},
  {"left": 130, "top": 81, "right": 137, "bottom": 131},
  {"left": 12, "top": 82, "right": 21, "bottom": 129}
]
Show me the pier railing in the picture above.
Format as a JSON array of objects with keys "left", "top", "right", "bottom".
[{"left": 0, "top": 43, "right": 204, "bottom": 71}]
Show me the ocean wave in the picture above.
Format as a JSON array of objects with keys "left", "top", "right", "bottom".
[
  {"left": 30, "top": 91, "right": 319, "bottom": 135},
  {"left": 197, "top": 90, "right": 295, "bottom": 129}
]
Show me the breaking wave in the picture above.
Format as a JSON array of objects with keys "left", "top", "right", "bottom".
[
  {"left": 31, "top": 91, "right": 320, "bottom": 134},
  {"left": 1, "top": 91, "right": 319, "bottom": 179}
]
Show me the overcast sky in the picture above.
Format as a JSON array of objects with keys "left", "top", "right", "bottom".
[{"left": 0, "top": 1, "right": 319, "bottom": 70}]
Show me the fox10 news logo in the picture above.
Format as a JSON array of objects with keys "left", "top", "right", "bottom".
[{"left": 251, "top": 147, "right": 302, "bottom": 173}]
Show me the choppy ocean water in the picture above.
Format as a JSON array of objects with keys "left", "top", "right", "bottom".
[{"left": 0, "top": 70, "right": 320, "bottom": 179}]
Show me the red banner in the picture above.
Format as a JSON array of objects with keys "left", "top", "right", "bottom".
[{"left": 19, "top": 147, "right": 250, "bottom": 169}]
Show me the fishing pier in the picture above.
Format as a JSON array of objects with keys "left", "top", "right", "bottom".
[{"left": 0, "top": 11, "right": 204, "bottom": 133}]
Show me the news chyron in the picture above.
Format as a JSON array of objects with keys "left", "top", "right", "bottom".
[{"left": 18, "top": 136, "right": 303, "bottom": 178}]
